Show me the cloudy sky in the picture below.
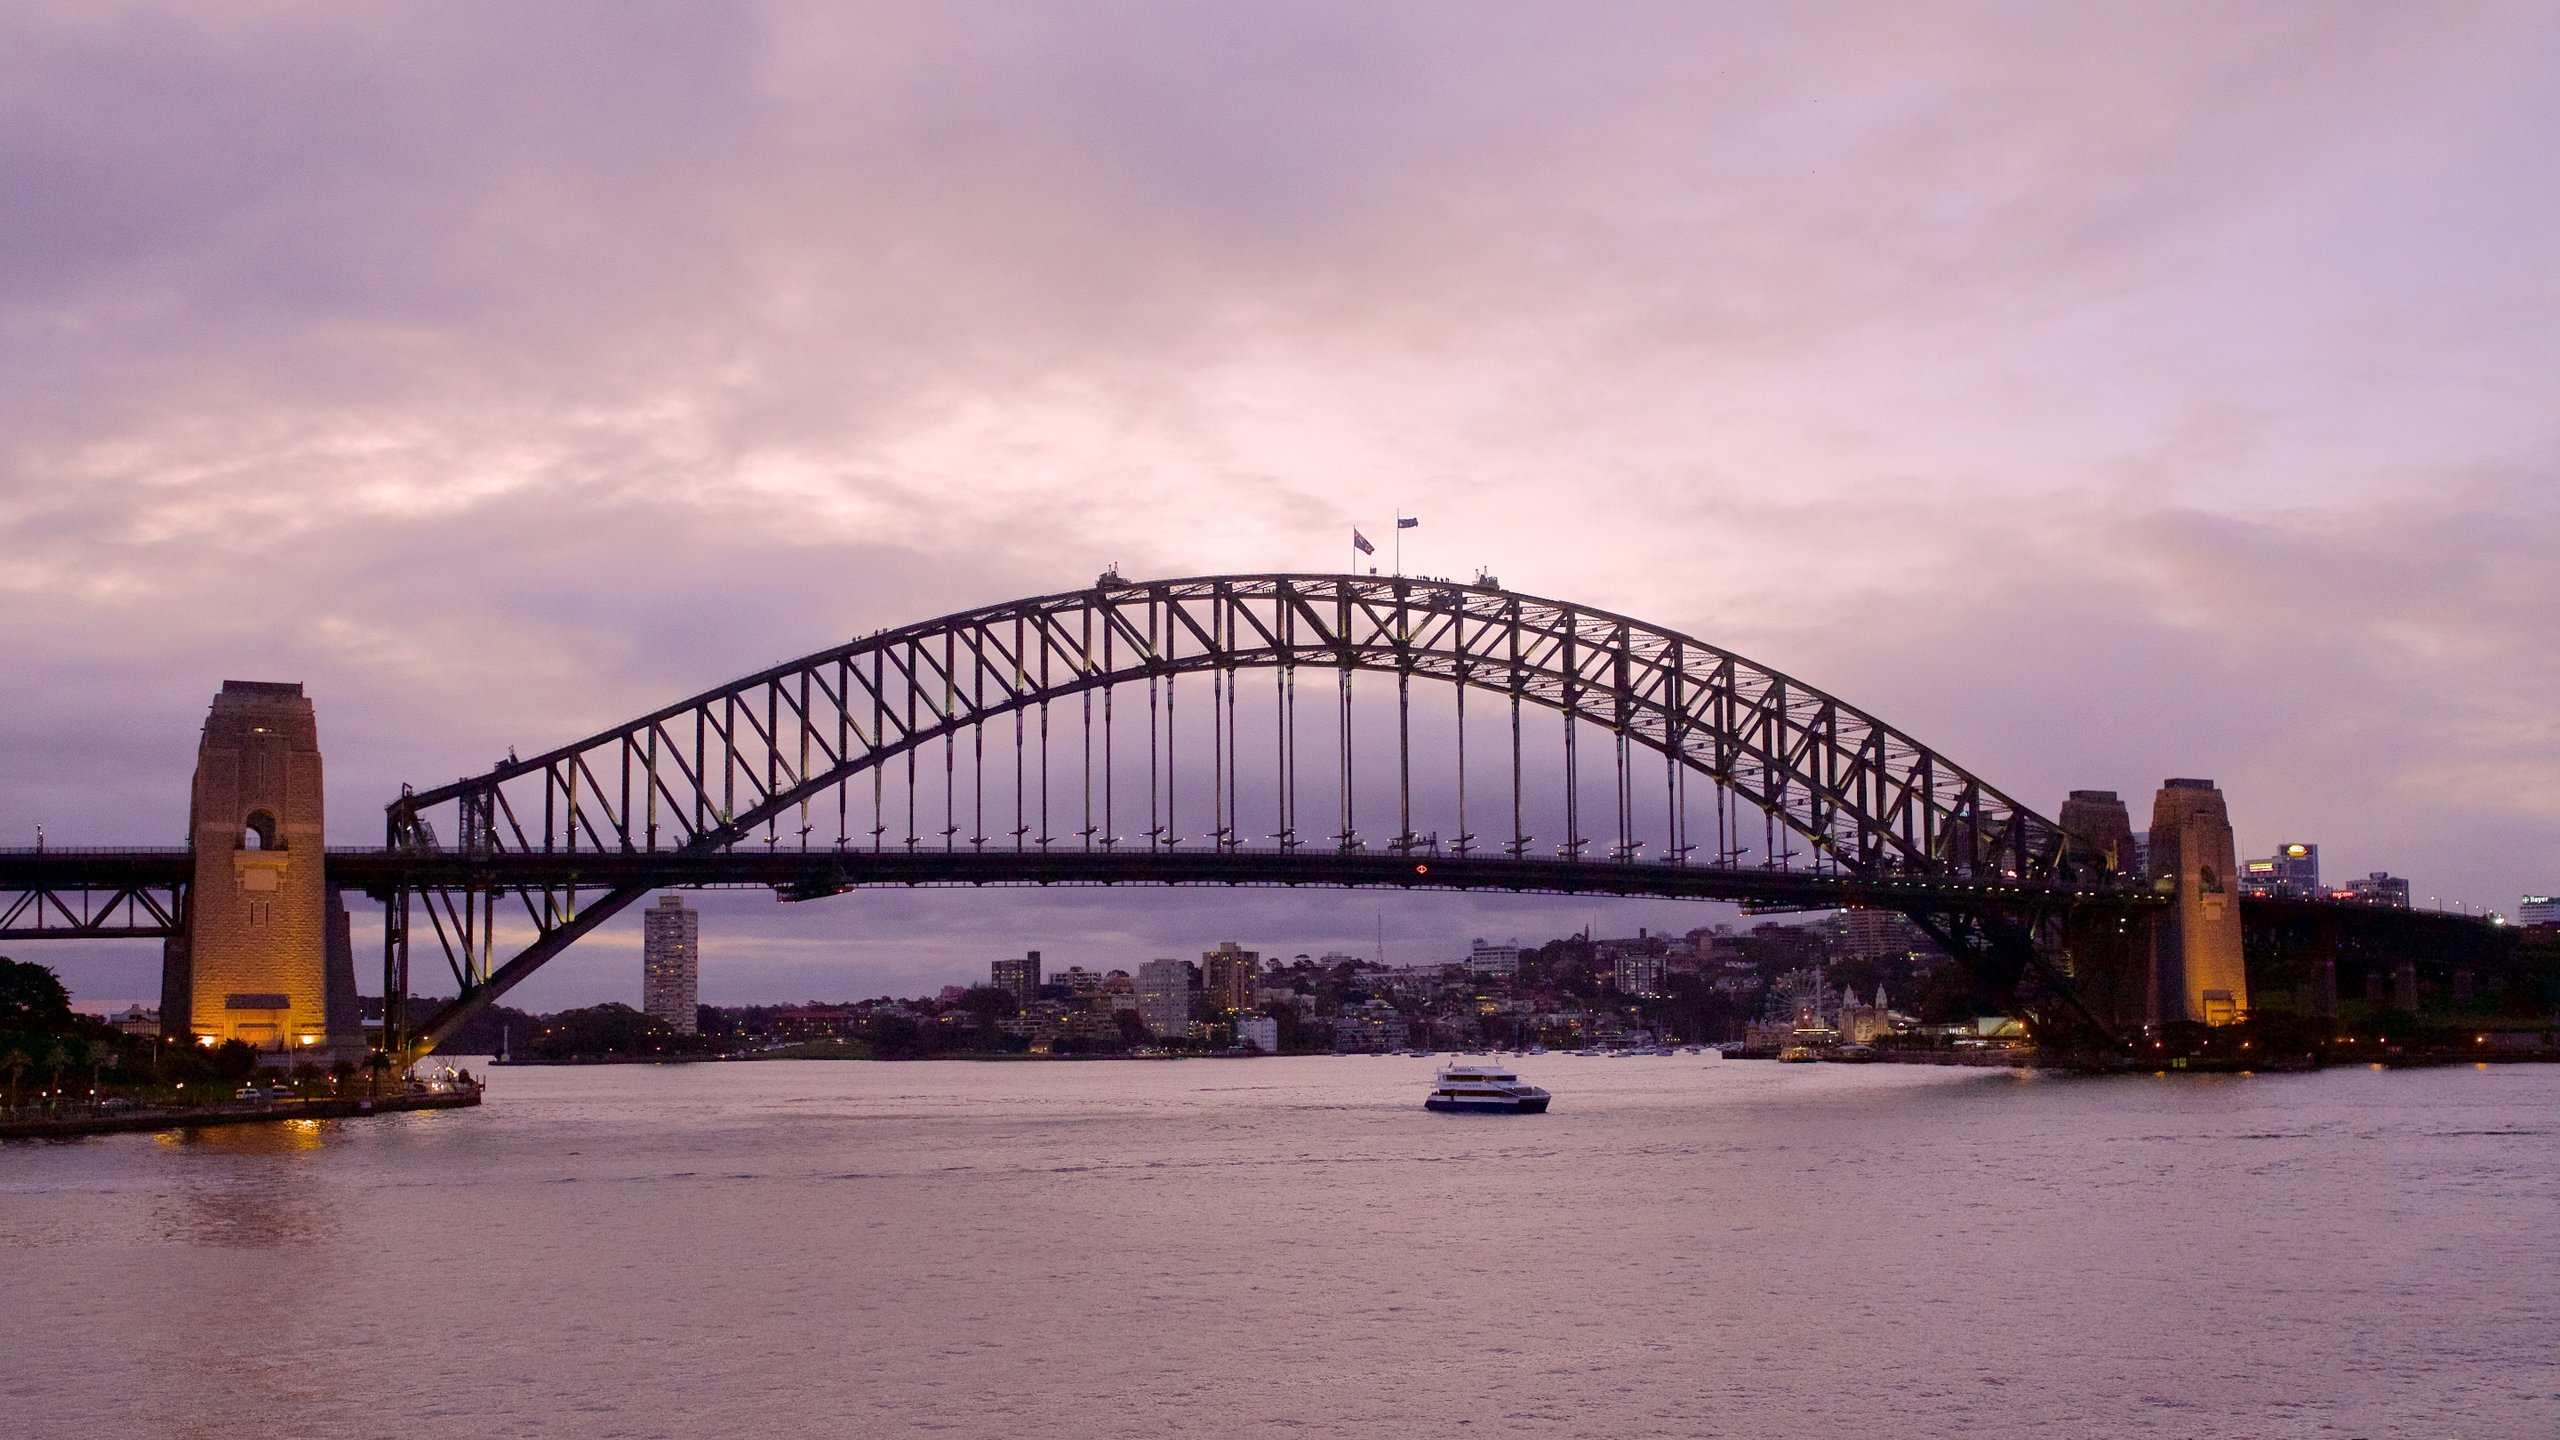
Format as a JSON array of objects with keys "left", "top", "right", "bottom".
[{"left": 6, "top": 1, "right": 2555, "bottom": 1009}]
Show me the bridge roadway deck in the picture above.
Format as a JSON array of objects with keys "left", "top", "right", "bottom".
[
  {"left": 0, "top": 849, "right": 2500, "bottom": 958},
  {"left": 0, "top": 845, "right": 2157, "bottom": 931}
]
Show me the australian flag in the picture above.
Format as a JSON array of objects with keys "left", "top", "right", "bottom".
[
  {"left": 1352, "top": 528, "right": 1375, "bottom": 555},
  {"left": 1397, "top": 516, "right": 1419, "bottom": 529}
]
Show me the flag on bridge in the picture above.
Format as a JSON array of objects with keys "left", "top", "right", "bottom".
[
  {"left": 1397, "top": 516, "right": 1419, "bottom": 529},
  {"left": 1352, "top": 528, "right": 1375, "bottom": 555}
]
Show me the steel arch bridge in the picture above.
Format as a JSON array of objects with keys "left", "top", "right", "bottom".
[{"left": 365, "top": 571, "right": 2143, "bottom": 1055}]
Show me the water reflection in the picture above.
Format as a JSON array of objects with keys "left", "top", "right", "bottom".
[{"left": 150, "top": 1119, "right": 342, "bottom": 1250}]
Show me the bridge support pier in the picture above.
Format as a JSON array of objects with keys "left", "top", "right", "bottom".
[
  {"left": 170, "top": 682, "right": 364, "bottom": 1066},
  {"left": 2054, "top": 790, "right": 2150, "bottom": 1035},
  {"left": 2144, "top": 778, "right": 2249, "bottom": 1026}
]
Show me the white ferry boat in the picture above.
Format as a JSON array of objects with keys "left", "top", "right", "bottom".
[{"left": 1425, "top": 1062, "right": 1551, "bottom": 1114}]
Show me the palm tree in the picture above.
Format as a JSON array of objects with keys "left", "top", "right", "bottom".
[
  {"left": 41, "top": 1042, "right": 70, "bottom": 1109},
  {"left": 1, "top": 1045, "right": 26, "bottom": 1113},
  {"left": 85, "top": 1039, "right": 116, "bottom": 1105}
]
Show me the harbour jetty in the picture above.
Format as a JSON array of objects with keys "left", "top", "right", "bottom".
[{"left": 1, "top": 1076, "right": 480, "bottom": 1141}]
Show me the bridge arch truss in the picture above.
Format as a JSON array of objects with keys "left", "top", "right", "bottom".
[{"left": 383, "top": 574, "right": 2082, "bottom": 1052}]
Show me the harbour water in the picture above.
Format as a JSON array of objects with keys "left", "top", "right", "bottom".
[{"left": 4, "top": 1055, "right": 2551, "bottom": 1438}]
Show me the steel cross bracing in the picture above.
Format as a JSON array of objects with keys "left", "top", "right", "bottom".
[{"left": 379, "top": 573, "right": 2113, "bottom": 1053}]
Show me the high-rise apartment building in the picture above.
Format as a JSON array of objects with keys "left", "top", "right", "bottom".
[
  {"left": 1830, "top": 908, "right": 1936, "bottom": 963},
  {"left": 1202, "top": 941, "right": 1260, "bottom": 1013},
  {"left": 2242, "top": 843, "right": 2320, "bottom": 897},
  {"left": 1612, "top": 950, "right": 1667, "bottom": 998},
  {"left": 1466, "top": 939, "right": 1522, "bottom": 977},
  {"left": 1136, "top": 958, "right": 1195, "bottom": 1037},
  {"left": 641, "top": 894, "right": 700, "bottom": 1034},
  {"left": 991, "top": 950, "right": 1043, "bottom": 1001}
]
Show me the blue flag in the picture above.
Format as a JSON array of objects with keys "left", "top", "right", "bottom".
[
  {"left": 1396, "top": 516, "right": 1419, "bottom": 529},
  {"left": 1352, "top": 528, "right": 1375, "bottom": 555}
]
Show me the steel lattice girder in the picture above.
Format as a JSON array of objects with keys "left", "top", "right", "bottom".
[
  {"left": 0, "top": 884, "right": 186, "bottom": 939},
  {"left": 0, "top": 852, "right": 189, "bottom": 939},
  {"left": 393, "top": 574, "right": 2068, "bottom": 878}
]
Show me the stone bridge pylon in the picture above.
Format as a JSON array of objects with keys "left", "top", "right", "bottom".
[
  {"left": 2057, "top": 780, "right": 2250, "bottom": 1032},
  {"left": 160, "top": 681, "right": 362, "bottom": 1063}
]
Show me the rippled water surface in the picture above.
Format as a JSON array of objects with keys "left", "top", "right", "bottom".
[{"left": 4, "top": 1056, "right": 2553, "bottom": 1438}]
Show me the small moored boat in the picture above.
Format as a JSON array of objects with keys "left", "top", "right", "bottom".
[{"left": 1425, "top": 1062, "right": 1551, "bottom": 1114}]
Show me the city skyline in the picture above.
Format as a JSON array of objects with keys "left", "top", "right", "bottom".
[{"left": 5, "top": 4, "right": 2556, "bottom": 1011}]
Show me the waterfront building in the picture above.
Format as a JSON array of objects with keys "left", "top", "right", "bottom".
[
  {"left": 1055, "top": 1007, "right": 1124, "bottom": 1046},
  {"left": 1710, "top": 959, "right": 1761, "bottom": 996},
  {"left": 1830, "top": 908, "right": 1909, "bottom": 963},
  {"left": 1467, "top": 939, "right": 1522, "bottom": 977},
  {"left": 2242, "top": 843, "right": 2320, "bottom": 898},
  {"left": 2338, "top": 872, "right": 2411, "bottom": 908},
  {"left": 764, "top": 1004, "right": 856, "bottom": 1040},
  {"left": 1236, "top": 1016, "right": 1280, "bottom": 1053},
  {"left": 1049, "top": 965, "right": 1105, "bottom": 997},
  {"left": 1101, "top": 970, "right": 1139, "bottom": 1013},
  {"left": 1367, "top": 964, "right": 1447, "bottom": 999},
  {"left": 991, "top": 950, "right": 1043, "bottom": 1001},
  {"left": 1334, "top": 1000, "right": 1409, "bottom": 1053},
  {"left": 1203, "top": 941, "right": 1260, "bottom": 1013},
  {"left": 1749, "top": 922, "right": 1831, "bottom": 969},
  {"left": 1004, "top": 998, "right": 1071, "bottom": 1042},
  {"left": 1838, "top": 985, "right": 1895, "bottom": 1044},
  {"left": 641, "top": 894, "right": 700, "bottom": 1035},
  {"left": 1594, "top": 931, "right": 1669, "bottom": 966},
  {"left": 1692, "top": 930, "right": 1759, "bottom": 994},
  {"left": 1744, "top": 1018, "right": 1798, "bottom": 1049},
  {"left": 1612, "top": 950, "right": 1667, "bottom": 998},
  {"left": 1136, "top": 958, "right": 1195, "bottom": 1038}
]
